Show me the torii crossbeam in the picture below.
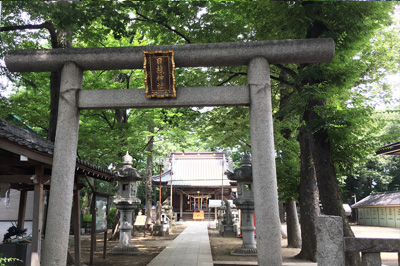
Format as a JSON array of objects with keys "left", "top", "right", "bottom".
[{"left": 5, "top": 39, "right": 334, "bottom": 266}]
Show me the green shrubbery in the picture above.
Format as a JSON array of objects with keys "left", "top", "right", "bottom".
[{"left": 0, "top": 256, "right": 22, "bottom": 266}]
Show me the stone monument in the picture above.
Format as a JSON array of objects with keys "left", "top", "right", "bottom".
[
  {"left": 226, "top": 151, "right": 257, "bottom": 255},
  {"left": 152, "top": 201, "right": 169, "bottom": 236},
  {"left": 162, "top": 197, "right": 173, "bottom": 227},
  {"left": 219, "top": 197, "right": 236, "bottom": 237},
  {"left": 217, "top": 202, "right": 225, "bottom": 233},
  {"left": 109, "top": 151, "right": 142, "bottom": 255}
]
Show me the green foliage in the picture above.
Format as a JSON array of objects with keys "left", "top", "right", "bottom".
[
  {"left": 1, "top": 1, "right": 399, "bottom": 205},
  {"left": 0, "top": 256, "right": 23, "bottom": 266},
  {"left": 107, "top": 207, "right": 117, "bottom": 229},
  {"left": 82, "top": 214, "right": 92, "bottom": 223}
]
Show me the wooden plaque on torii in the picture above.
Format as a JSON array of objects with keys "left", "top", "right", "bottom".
[{"left": 143, "top": 50, "right": 176, "bottom": 98}]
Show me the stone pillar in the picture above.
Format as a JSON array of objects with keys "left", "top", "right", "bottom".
[
  {"left": 240, "top": 209, "right": 256, "bottom": 250},
  {"left": 118, "top": 206, "right": 135, "bottom": 246},
  {"left": 248, "top": 57, "right": 282, "bottom": 265},
  {"left": 315, "top": 216, "right": 345, "bottom": 266},
  {"left": 361, "top": 253, "right": 381, "bottom": 266},
  {"left": 42, "top": 62, "right": 82, "bottom": 266}
]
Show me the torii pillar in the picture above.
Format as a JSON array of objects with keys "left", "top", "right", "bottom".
[{"left": 5, "top": 39, "right": 334, "bottom": 266}]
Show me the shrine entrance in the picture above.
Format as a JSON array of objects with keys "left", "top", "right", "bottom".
[
  {"left": 5, "top": 38, "right": 334, "bottom": 266},
  {"left": 153, "top": 151, "right": 233, "bottom": 222}
]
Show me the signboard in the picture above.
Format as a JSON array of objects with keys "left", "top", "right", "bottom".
[
  {"left": 208, "top": 199, "right": 235, "bottom": 208},
  {"left": 95, "top": 195, "right": 108, "bottom": 231},
  {"left": 143, "top": 50, "right": 176, "bottom": 98},
  {"left": 134, "top": 215, "right": 147, "bottom": 226},
  {"left": 209, "top": 200, "right": 222, "bottom": 208}
]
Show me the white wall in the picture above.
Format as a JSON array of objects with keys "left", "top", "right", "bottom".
[{"left": 0, "top": 189, "right": 36, "bottom": 238}]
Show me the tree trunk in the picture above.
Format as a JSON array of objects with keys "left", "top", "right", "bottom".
[
  {"left": 48, "top": 29, "right": 72, "bottom": 142},
  {"left": 108, "top": 211, "right": 120, "bottom": 241},
  {"left": 47, "top": 70, "right": 61, "bottom": 142},
  {"left": 295, "top": 125, "right": 320, "bottom": 262},
  {"left": 308, "top": 99, "right": 360, "bottom": 265},
  {"left": 279, "top": 201, "right": 285, "bottom": 223},
  {"left": 145, "top": 127, "right": 154, "bottom": 226},
  {"left": 115, "top": 109, "right": 128, "bottom": 124},
  {"left": 286, "top": 199, "right": 301, "bottom": 248}
]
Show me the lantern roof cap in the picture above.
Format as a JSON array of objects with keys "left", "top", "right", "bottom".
[{"left": 122, "top": 151, "right": 133, "bottom": 165}]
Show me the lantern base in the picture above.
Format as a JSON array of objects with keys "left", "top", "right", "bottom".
[
  {"left": 108, "top": 245, "right": 143, "bottom": 255},
  {"left": 231, "top": 247, "right": 257, "bottom": 256}
]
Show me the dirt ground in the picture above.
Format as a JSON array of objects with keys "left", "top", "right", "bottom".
[
  {"left": 69, "top": 223, "right": 307, "bottom": 266},
  {"left": 68, "top": 224, "right": 188, "bottom": 266},
  {"left": 68, "top": 224, "right": 400, "bottom": 266},
  {"left": 208, "top": 227, "right": 305, "bottom": 264}
]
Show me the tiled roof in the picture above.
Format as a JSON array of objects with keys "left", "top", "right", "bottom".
[
  {"left": 351, "top": 191, "right": 400, "bottom": 208},
  {"left": 0, "top": 117, "right": 114, "bottom": 180},
  {"left": 376, "top": 142, "right": 400, "bottom": 156},
  {"left": 0, "top": 117, "right": 54, "bottom": 154},
  {"left": 153, "top": 152, "right": 231, "bottom": 187}
]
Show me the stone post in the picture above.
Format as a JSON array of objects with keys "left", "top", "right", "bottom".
[
  {"left": 361, "top": 253, "right": 381, "bottom": 266},
  {"left": 118, "top": 207, "right": 135, "bottom": 246},
  {"left": 42, "top": 62, "right": 82, "bottom": 266},
  {"left": 248, "top": 57, "right": 282, "bottom": 265},
  {"left": 315, "top": 215, "right": 345, "bottom": 266},
  {"left": 156, "top": 201, "right": 162, "bottom": 226}
]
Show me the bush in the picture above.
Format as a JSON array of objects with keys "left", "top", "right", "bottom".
[
  {"left": 83, "top": 214, "right": 92, "bottom": 222},
  {"left": 107, "top": 207, "right": 117, "bottom": 229},
  {"left": 0, "top": 257, "right": 22, "bottom": 266}
]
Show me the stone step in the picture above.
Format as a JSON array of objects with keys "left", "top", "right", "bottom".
[{"left": 213, "top": 261, "right": 257, "bottom": 266}]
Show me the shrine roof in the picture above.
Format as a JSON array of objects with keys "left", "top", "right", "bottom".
[
  {"left": 0, "top": 117, "right": 114, "bottom": 182},
  {"left": 152, "top": 152, "right": 231, "bottom": 187},
  {"left": 376, "top": 142, "right": 400, "bottom": 156},
  {"left": 351, "top": 191, "right": 400, "bottom": 208}
]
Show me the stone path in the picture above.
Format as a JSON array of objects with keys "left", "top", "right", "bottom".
[{"left": 147, "top": 221, "right": 213, "bottom": 266}]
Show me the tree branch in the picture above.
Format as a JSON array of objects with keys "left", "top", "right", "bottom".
[
  {"left": 270, "top": 75, "right": 295, "bottom": 88},
  {"left": 1, "top": 21, "right": 58, "bottom": 48},
  {"left": 135, "top": 11, "right": 191, "bottom": 44},
  {"left": 273, "top": 64, "right": 298, "bottom": 80},
  {"left": 217, "top": 72, "right": 247, "bottom": 86}
]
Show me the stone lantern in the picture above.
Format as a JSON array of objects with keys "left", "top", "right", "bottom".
[
  {"left": 226, "top": 151, "right": 256, "bottom": 255},
  {"left": 109, "top": 151, "right": 142, "bottom": 255}
]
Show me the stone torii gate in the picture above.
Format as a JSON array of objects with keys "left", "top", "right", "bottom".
[{"left": 5, "top": 39, "right": 334, "bottom": 266}]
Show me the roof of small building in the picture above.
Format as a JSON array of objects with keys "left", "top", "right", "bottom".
[
  {"left": 376, "top": 142, "right": 400, "bottom": 156},
  {"left": 0, "top": 117, "right": 114, "bottom": 182},
  {"left": 153, "top": 152, "right": 231, "bottom": 187},
  {"left": 351, "top": 191, "right": 400, "bottom": 208}
]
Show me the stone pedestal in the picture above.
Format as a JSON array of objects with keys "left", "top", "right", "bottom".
[
  {"left": 109, "top": 203, "right": 142, "bottom": 255},
  {"left": 221, "top": 225, "right": 236, "bottom": 238},
  {"left": 315, "top": 215, "right": 345, "bottom": 266},
  {"left": 232, "top": 208, "right": 256, "bottom": 255}
]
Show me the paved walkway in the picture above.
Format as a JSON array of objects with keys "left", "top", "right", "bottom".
[
  {"left": 147, "top": 221, "right": 213, "bottom": 266},
  {"left": 147, "top": 222, "right": 399, "bottom": 266}
]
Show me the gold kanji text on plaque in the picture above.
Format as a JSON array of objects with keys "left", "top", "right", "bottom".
[{"left": 143, "top": 50, "right": 176, "bottom": 98}]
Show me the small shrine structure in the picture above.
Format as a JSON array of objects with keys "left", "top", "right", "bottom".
[
  {"left": 0, "top": 117, "right": 114, "bottom": 266},
  {"left": 153, "top": 152, "right": 233, "bottom": 221}
]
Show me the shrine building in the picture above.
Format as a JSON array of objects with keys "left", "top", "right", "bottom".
[{"left": 153, "top": 152, "right": 234, "bottom": 221}]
